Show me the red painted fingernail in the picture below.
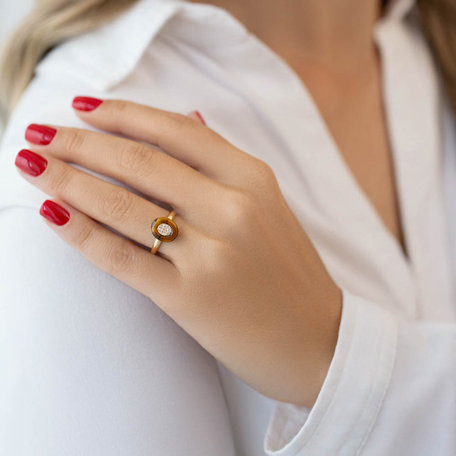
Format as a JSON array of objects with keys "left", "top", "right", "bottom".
[
  {"left": 72, "top": 96, "right": 103, "bottom": 112},
  {"left": 39, "top": 200, "right": 70, "bottom": 226},
  {"left": 25, "top": 124, "right": 56, "bottom": 145},
  {"left": 15, "top": 149, "right": 48, "bottom": 176},
  {"left": 193, "top": 110, "right": 206, "bottom": 125}
]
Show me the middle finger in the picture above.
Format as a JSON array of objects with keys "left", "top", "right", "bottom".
[{"left": 25, "top": 124, "right": 225, "bottom": 219}]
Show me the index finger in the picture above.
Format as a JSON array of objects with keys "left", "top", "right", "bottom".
[{"left": 71, "top": 96, "right": 257, "bottom": 183}]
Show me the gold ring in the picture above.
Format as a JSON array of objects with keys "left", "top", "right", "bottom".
[{"left": 150, "top": 210, "right": 178, "bottom": 255}]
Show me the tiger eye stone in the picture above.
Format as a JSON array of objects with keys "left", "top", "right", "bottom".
[{"left": 151, "top": 216, "right": 179, "bottom": 242}]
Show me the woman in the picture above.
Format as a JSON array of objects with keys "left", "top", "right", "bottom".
[{"left": 0, "top": 0, "right": 455, "bottom": 454}]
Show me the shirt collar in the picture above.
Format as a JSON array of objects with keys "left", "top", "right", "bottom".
[
  {"left": 36, "top": 0, "right": 418, "bottom": 92},
  {"left": 36, "top": 0, "right": 182, "bottom": 91}
]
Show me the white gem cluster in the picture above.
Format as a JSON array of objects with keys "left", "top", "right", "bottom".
[{"left": 157, "top": 223, "right": 173, "bottom": 237}]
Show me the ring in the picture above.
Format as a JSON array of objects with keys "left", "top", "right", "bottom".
[{"left": 150, "top": 209, "right": 179, "bottom": 255}]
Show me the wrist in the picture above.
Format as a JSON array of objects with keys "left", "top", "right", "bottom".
[{"left": 295, "top": 286, "right": 343, "bottom": 408}]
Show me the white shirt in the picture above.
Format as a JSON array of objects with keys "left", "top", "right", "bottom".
[{"left": 1, "top": 0, "right": 455, "bottom": 454}]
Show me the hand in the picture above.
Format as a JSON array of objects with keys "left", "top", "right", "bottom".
[{"left": 15, "top": 97, "right": 342, "bottom": 408}]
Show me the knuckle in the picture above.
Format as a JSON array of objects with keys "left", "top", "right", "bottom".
[
  {"left": 48, "top": 163, "right": 73, "bottom": 195},
  {"left": 223, "top": 188, "right": 258, "bottom": 223},
  {"left": 168, "top": 111, "right": 192, "bottom": 126},
  {"left": 72, "top": 222, "right": 95, "bottom": 252},
  {"left": 100, "top": 187, "right": 135, "bottom": 222},
  {"left": 256, "top": 160, "right": 276, "bottom": 181},
  {"left": 252, "top": 159, "right": 277, "bottom": 183},
  {"left": 165, "top": 111, "right": 195, "bottom": 133},
  {"left": 104, "top": 99, "right": 130, "bottom": 129},
  {"left": 112, "top": 100, "right": 130, "bottom": 112},
  {"left": 110, "top": 99, "right": 129, "bottom": 116},
  {"left": 117, "top": 143, "right": 154, "bottom": 175},
  {"left": 63, "top": 129, "right": 86, "bottom": 154},
  {"left": 106, "top": 241, "right": 136, "bottom": 274}
]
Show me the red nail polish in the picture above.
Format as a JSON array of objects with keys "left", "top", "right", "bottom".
[
  {"left": 72, "top": 96, "right": 103, "bottom": 112},
  {"left": 25, "top": 124, "right": 56, "bottom": 145},
  {"left": 15, "top": 149, "right": 48, "bottom": 176},
  {"left": 194, "top": 111, "right": 206, "bottom": 125},
  {"left": 39, "top": 200, "right": 70, "bottom": 226}
]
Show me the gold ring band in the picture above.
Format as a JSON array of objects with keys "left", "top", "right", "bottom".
[{"left": 150, "top": 209, "right": 178, "bottom": 255}]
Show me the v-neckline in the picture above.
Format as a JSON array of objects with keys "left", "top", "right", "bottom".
[
  {"left": 171, "top": 1, "right": 437, "bottom": 317},
  {"left": 246, "top": 26, "right": 413, "bottom": 265}
]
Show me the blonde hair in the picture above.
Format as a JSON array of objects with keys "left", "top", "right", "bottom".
[
  {"left": 417, "top": 0, "right": 456, "bottom": 117},
  {"left": 0, "top": 0, "right": 456, "bottom": 123},
  {"left": 0, "top": 0, "right": 139, "bottom": 123}
]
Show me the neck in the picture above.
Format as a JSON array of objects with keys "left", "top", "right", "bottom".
[{"left": 186, "top": 0, "right": 383, "bottom": 74}]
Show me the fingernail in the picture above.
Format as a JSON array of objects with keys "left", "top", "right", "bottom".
[
  {"left": 193, "top": 110, "right": 206, "bottom": 125},
  {"left": 25, "top": 124, "right": 56, "bottom": 145},
  {"left": 39, "top": 200, "right": 70, "bottom": 226},
  {"left": 15, "top": 149, "right": 48, "bottom": 176},
  {"left": 72, "top": 96, "right": 103, "bottom": 112}
]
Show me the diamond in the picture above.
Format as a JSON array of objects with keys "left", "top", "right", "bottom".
[{"left": 157, "top": 223, "right": 173, "bottom": 237}]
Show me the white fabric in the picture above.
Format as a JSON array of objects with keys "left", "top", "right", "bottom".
[{"left": 0, "top": 0, "right": 455, "bottom": 454}]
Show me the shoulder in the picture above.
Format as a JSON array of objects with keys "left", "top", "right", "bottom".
[
  {"left": 35, "top": 0, "right": 182, "bottom": 92},
  {"left": 0, "top": 0, "right": 184, "bottom": 208}
]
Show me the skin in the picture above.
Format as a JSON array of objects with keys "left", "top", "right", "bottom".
[
  {"left": 14, "top": 0, "right": 402, "bottom": 408},
  {"left": 17, "top": 102, "right": 341, "bottom": 408},
  {"left": 189, "top": 0, "right": 407, "bottom": 256}
]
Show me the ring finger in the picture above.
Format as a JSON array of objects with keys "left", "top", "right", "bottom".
[{"left": 14, "top": 148, "right": 195, "bottom": 258}]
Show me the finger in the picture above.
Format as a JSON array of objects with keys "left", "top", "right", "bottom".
[
  {"left": 15, "top": 148, "right": 193, "bottom": 257},
  {"left": 187, "top": 110, "right": 206, "bottom": 125},
  {"left": 38, "top": 198, "right": 181, "bottom": 310},
  {"left": 24, "top": 123, "right": 222, "bottom": 218},
  {"left": 71, "top": 96, "right": 255, "bottom": 183}
]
